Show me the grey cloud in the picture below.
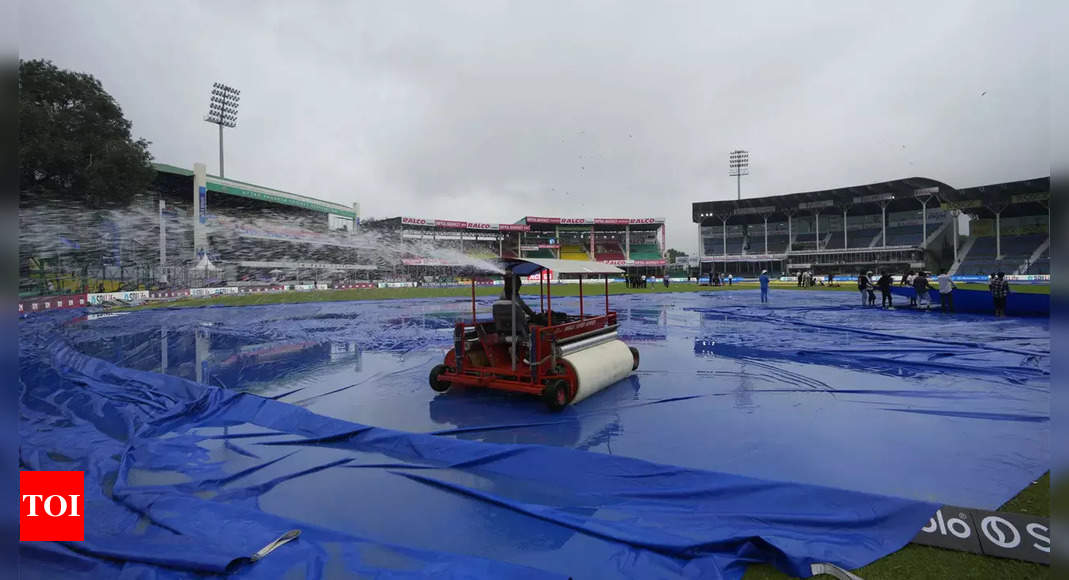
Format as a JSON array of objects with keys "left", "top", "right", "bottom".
[{"left": 19, "top": 1, "right": 1047, "bottom": 252}]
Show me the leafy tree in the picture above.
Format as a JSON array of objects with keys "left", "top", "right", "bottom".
[
  {"left": 19, "top": 59, "right": 155, "bottom": 207},
  {"left": 666, "top": 248, "right": 687, "bottom": 262}
]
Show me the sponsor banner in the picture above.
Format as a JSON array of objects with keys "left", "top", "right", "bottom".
[
  {"left": 798, "top": 200, "right": 835, "bottom": 210},
  {"left": 401, "top": 216, "right": 433, "bottom": 227},
  {"left": 434, "top": 219, "right": 467, "bottom": 229},
  {"left": 189, "top": 287, "right": 239, "bottom": 298},
  {"left": 149, "top": 290, "right": 191, "bottom": 299},
  {"left": 913, "top": 506, "right": 1049, "bottom": 565},
  {"left": 498, "top": 224, "right": 530, "bottom": 231},
  {"left": 466, "top": 222, "right": 498, "bottom": 230},
  {"left": 598, "top": 259, "right": 666, "bottom": 266},
  {"left": 852, "top": 192, "right": 894, "bottom": 204},
  {"left": 1012, "top": 191, "right": 1049, "bottom": 204},
  {"left": 941, "top": 199, "right": 985, "bottom": 210},
  {"left": 528, "top": 216, "right": 662, "bottom": 226},
  {"left": 237, "top": 260, "right": 377, "bottom": 271},
  {"left": 86, "top": 291, "right": 150, "bottom": 306},
  {"left": 402, "top": 258, "right": 467, "bottom": 266},
  {"left": 236, "top": 286, "right": 286, "bottom": 294},
  {"left": 732, "top": 206, "right": 776, "bottom": 216},
  {"left": 18, "top": 294, "right": 88, "bottom": 314},
  {"left": 331, "top": 283, "right": 376, "bottom": 289}
]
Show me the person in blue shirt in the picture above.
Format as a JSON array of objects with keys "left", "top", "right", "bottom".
[{"left": 759, "top": 269, "right": 770, "bottom": 303}]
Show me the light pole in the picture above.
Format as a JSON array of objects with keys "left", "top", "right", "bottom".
[
  {"left": 204, "top": 82, "right": 240, "bottom": 177},
  {"left": 729, "top": 149, "right": 749, "bottom": 201}
]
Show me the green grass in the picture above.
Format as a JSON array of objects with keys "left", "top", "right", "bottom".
[
  {"left": 118, "top": 280, "right": 1049, "bottom": 311},
  {"left": 744, "top": 472, "right": 1050, "bottom": 579},
  {"left": 123, "top": 282, "right": 718, "bottom": 310}
]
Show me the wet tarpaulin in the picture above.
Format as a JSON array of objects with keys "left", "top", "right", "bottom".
[
  {"left": 20, "top": 334, "right": 937, "bottom": 579},
  {"left": 19, "top": 289, "right": 1048, "bottom": 577},
  {"left": 889, "top": 286, "right": 1049, "bottom": 316}
]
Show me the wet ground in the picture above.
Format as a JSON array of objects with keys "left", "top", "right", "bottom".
[{"left": 53, "top": 289, "right": 1048, "bottom": 509}]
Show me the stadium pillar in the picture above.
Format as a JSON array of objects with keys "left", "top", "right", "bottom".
[
  {"left": 880, "top": 201, "right": 889, "bottom": 247},
  {"left": 842, "top": 206, "right": 849, "bottom": 249},
  {"left": 995, "top": 210, "right": 1001, "bottom": 259},
  {"left": 590, "top": 225, "right": 595, "bottom": 257},
  {"left": 916, "top": 195, "right": 932, "bottom": 249},
  {"left": 159, "top": 200, "right": 167, "bottom": 284},
  {"left": 814, "top": 211, "right": 820, "bottom": 249},
  {"left": 193, "top": 163, "right": 208, "bottom": 260},
  {"left": 720, "top": 216, "right": 728, "bottom": 257},
  {"left": 763, "top": 216, "right": 768, "bottom": 254},
  {"left": 499, "top": 235, "right": 503, "bottom": 258},
  {"left": 952, "top": 210, "right": 960, "bottom": 263},
  {"left": 787, "top": 214, "right": 792, "bottom": 252},
  {"left": 626, "top": 225, "right": 631, "bottom": 257}
]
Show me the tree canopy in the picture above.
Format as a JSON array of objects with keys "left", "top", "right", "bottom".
[{"left": 19, "top": 59, "right": 155, "bottom": 207}]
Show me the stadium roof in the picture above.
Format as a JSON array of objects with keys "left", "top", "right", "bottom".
[
  {"left": 153, "top": 163, "right": 356, "bottom": 218},
  {"left": 693, "top": 176, "right": 1049, "bottom": 225}
]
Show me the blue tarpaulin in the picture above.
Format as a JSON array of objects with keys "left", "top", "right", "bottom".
[{"left": 18, "top": 289, "right": 1048, "bottom": 578}]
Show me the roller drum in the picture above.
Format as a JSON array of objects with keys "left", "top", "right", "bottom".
[{"left": 560, "top": 339, "right": 634, "bottom": 404}]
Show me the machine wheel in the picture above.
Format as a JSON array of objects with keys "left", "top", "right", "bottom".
[
  {"left": 629, "top": 346, "right": 640, "bottom": 371},
  {"left": 542, "top": 379, "right": 570, "bottom": 412},
  {"left": 429, "top": 364, "right": 451, "bottom": 393}
]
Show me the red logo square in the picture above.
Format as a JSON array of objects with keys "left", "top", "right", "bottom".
[{"left": 20, "top": 471, "right": 84, "bottom": 541}]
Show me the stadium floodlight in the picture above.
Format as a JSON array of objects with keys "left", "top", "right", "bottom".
[
  {"left": 729, "top": 149, "right": 749, "bottom": 201},
  {"left": 203, "top": 82, "right": 241, "bottom": 177}
]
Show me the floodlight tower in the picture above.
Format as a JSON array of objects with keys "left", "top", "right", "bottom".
[
  {"left": 729, "top": 149, "right": 749, "bottom": 201},
  {"left": 204, "top": 82, "right": 240, "bottom": 177}
]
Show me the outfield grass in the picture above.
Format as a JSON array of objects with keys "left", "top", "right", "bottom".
[
  {"left": 744, "top": 472, "right": 1050, "bottom": 579},
  {"left": 122, "top": 279, "right": 1049, "bottom": 311}
]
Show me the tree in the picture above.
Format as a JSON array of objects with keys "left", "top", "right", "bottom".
[
  {"left": 19, "top": 59, "right": 155, "bottom": 208},
  {"left": 666, "top": 248, "right": 687, "bottom": 263}
]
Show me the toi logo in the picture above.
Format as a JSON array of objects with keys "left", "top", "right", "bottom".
[{"left": 20, "top": 471, "right": 84, "bottom": 541}]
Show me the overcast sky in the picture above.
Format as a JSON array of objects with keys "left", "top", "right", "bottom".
[{"left": 19, "top": 1, "right": 1048, "bottom": 252}]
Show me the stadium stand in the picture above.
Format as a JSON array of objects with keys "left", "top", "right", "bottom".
[
  {"left": 594, "top": 240, "right": 626, "bottom": 261},
  {"left": 629, "top": 243, "right": 662, "bottom": 260},
  {"left": 560, "top": 244, "right": 589, "bottom": 260},
  {"left": 955, "top": 233, "right": 1047, "bottom": 275},
  {"left": 693, "top": 177, "right": 1050, "bottom": 278},
  {"left": 882, "top": 224, "right": 925, "bottom": 247}
]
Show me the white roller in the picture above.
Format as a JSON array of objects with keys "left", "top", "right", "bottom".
[{"left": 561, "top": 339, "right": 634, "bottom": 404}]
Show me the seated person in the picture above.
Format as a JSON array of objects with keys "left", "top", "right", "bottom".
[{"left": 493, "top": 274, "right": 536, "bottom": 338}]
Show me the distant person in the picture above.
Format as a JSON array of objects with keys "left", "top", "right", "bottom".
[
  {"left": 905, "top": 271, "right": 917, "bottom": 307},
  {"left": 797, "top": 272, "right": 803, "bottom": 287},
  {"left": 857, "top": 271, "right": 870, "bottom": 306},
  {"left": 990, "top": 271, "right": 1011, "bottom": 317},
  {"left": 663, "top": 275, "right": 670, "bottom": 289},
  {"left": 937, "top": 270, "right": 956, "bottom": 313},
  {"left": 865, "top": 271, "right": 877, "bottom": 305},
  {"left": 913, "top": 271, "right": 932, "bottom": 310},
  {"left": 728, "top": 273, "right": 734, "bottom": 286},
  {"left": 759, "top": 269, "right": 770, "bottom": 303},
  {"left": 876, "top": 271, "right": 894, "bottom": 308}
]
